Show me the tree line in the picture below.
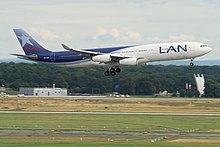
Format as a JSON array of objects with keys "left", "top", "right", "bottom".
[{"left": 0, "top": 62, "right": 220, "bottom": 97}]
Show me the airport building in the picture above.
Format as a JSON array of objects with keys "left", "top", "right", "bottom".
[
  {"left": 0, "top": 84, "right": 6, "bottom": 91},
  {"left": 19, "top": 85, "right": 67, "bottom": 96},
  {"left": 0, "top": 87, "right": 6, "bottom": 91}
]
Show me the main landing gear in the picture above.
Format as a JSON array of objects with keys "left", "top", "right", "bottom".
[
  {"left": 104, "top": 67, "right": 121, "bottom": 76},
  {"left": 190, "top": 58, "right": 194, "bottom": 66}
]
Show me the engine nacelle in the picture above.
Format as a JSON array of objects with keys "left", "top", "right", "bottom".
[
  {"left": 92, "top": 54, "right": 111, "bottom": 62},
  {"left": 119, "top": 58, "right": 138, "bottom": 65}
]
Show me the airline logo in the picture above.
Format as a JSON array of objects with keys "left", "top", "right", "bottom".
[
  {"left": 159, "top": 45, "right": 187, "bottom": 54},
  {"left": 17, "top": 34, "right": 33, "bottom": 47},
  {"left": 29, "top": 48, "right": 38, "bottom": 51}
]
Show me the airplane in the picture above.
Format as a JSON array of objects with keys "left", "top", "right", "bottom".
[{"left": 12, "top": 29, "right": 212, "bottom": 76}]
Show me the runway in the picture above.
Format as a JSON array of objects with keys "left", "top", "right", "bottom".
[
  {"left": 1, "top": 111, "right": 220, "bottom": 116},
  {"left": 1, "top": 129, "right": 220, "bottom": 138}
]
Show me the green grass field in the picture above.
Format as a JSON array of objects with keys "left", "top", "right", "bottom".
[
  {"left": 1, "top": 140, "right": 220, "bottom": 147},
  {"left": 0, "top": 114, "right": 220, "bottom": 147},
  {"left": 0, "top": 114, "right": 219, "bottom": 132}
]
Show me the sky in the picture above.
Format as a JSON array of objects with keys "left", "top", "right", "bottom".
[{"left": 0, "top": 0, "right": 220, "bottom": 60}]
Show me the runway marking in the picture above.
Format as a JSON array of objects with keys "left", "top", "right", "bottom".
[{"left": 0, "top": 111, "right": 220, "bottom": 116}]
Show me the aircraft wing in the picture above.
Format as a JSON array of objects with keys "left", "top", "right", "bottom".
[
  {"left": 61, "top": 44, "right": 149, "bottom": 65},
  {"left": 62, "top": 44, "right": 101, "bottom": 57},
  {"left": 61, "top": 44, "right": 125, "bottom": 58}
]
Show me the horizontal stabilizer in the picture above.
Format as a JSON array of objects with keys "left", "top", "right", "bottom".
[
  {"left": 11, "top": 53, "right": 28, "bottom": 58},
  {"left": 11, "top": 53, "right": 38, "bottom": 60}
]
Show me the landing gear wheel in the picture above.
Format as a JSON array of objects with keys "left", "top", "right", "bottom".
[
  {"left": 189, "top": 58, "right": 194, "bottom": 66},
  {"left": 110, "top": 71, "right": 116, "bottom": 76},
  {"left": 109, "top": 68, "right": 116, "bottom": 76},
  {"left": 104, "top": 70, "right": 110, "bottom": 76},
  {"left": 104, "top": 67, "right": 120, "bottom": 76},
  {"left": 116, "top": 67, "right": 121, "bottom": 73},
  {"left": 190, "top": 62, "right": 194, "bottom": 66},
  {"left": 110, "top": 68, "right": 115, "bottom": 73}
]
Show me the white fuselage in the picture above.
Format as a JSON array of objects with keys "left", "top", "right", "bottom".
[
  {"left": 113, "top": 42, "right": 210, "bottom": 61},
  {"left": 62, "top": 41, "right": 212, "bottom": 67}
]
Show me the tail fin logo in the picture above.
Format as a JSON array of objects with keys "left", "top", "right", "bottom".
[{"left": 18, "top": 34, "right": 34, "bottom": 47}]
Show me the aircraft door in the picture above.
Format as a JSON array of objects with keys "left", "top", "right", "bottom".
[
  {"left": 188, "top": 44, "right": 195, "bottom": 58},
  {"left": 151, "top": 48, "right": 157, "bottom": 54},
  {"left": 50, "top": 53, "right": 55, "bottom": 61}
]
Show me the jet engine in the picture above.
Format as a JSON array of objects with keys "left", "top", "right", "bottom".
[
  {"left": 119, "top": 58, "right": 138, "bottom": 65},
  {"left": 92, "top": 54, "right": 111, "bottom": 62}
]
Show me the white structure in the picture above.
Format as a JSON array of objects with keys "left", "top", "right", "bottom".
[
  {"left": 0, "top": 87, "right": 6, "bottom": 91},
  {"left": 194, "top": 74, "right": 205, "bottom": 97},
  {"left": 19, "top": 85, "right": 67, "bottom": 96},
  {"left": 0, "top": 84, "right": 6, "bottom": 91}
]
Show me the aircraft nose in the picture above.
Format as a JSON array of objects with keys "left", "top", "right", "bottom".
[{"left": 206, "top": 47, "right": 212, "bottom": 53}]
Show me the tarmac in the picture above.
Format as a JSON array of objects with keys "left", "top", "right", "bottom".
[
  {"left": 0, "top": 111, "right": 220, "bottom": 116},
  {"left": 0, "top": 129, "right": 220, "bottom": 139}
]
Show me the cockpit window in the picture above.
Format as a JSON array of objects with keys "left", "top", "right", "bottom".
[{"left": 200, "top": 44, "right": 207, "bottom": 47}]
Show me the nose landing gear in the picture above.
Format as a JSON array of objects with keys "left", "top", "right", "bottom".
[
  {"left": 104, "top": 67, "right": 121, "bottom": 76},
  {"left": 190, "top": 58, "right": 194, "bottom": 66}
]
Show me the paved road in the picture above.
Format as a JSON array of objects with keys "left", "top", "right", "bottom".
[
  {"left": 0, "top": 130, "right": 220, "bottom": 139},
  {"left": 0, "top": 111, "right": 220, "bottom": 116}
]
